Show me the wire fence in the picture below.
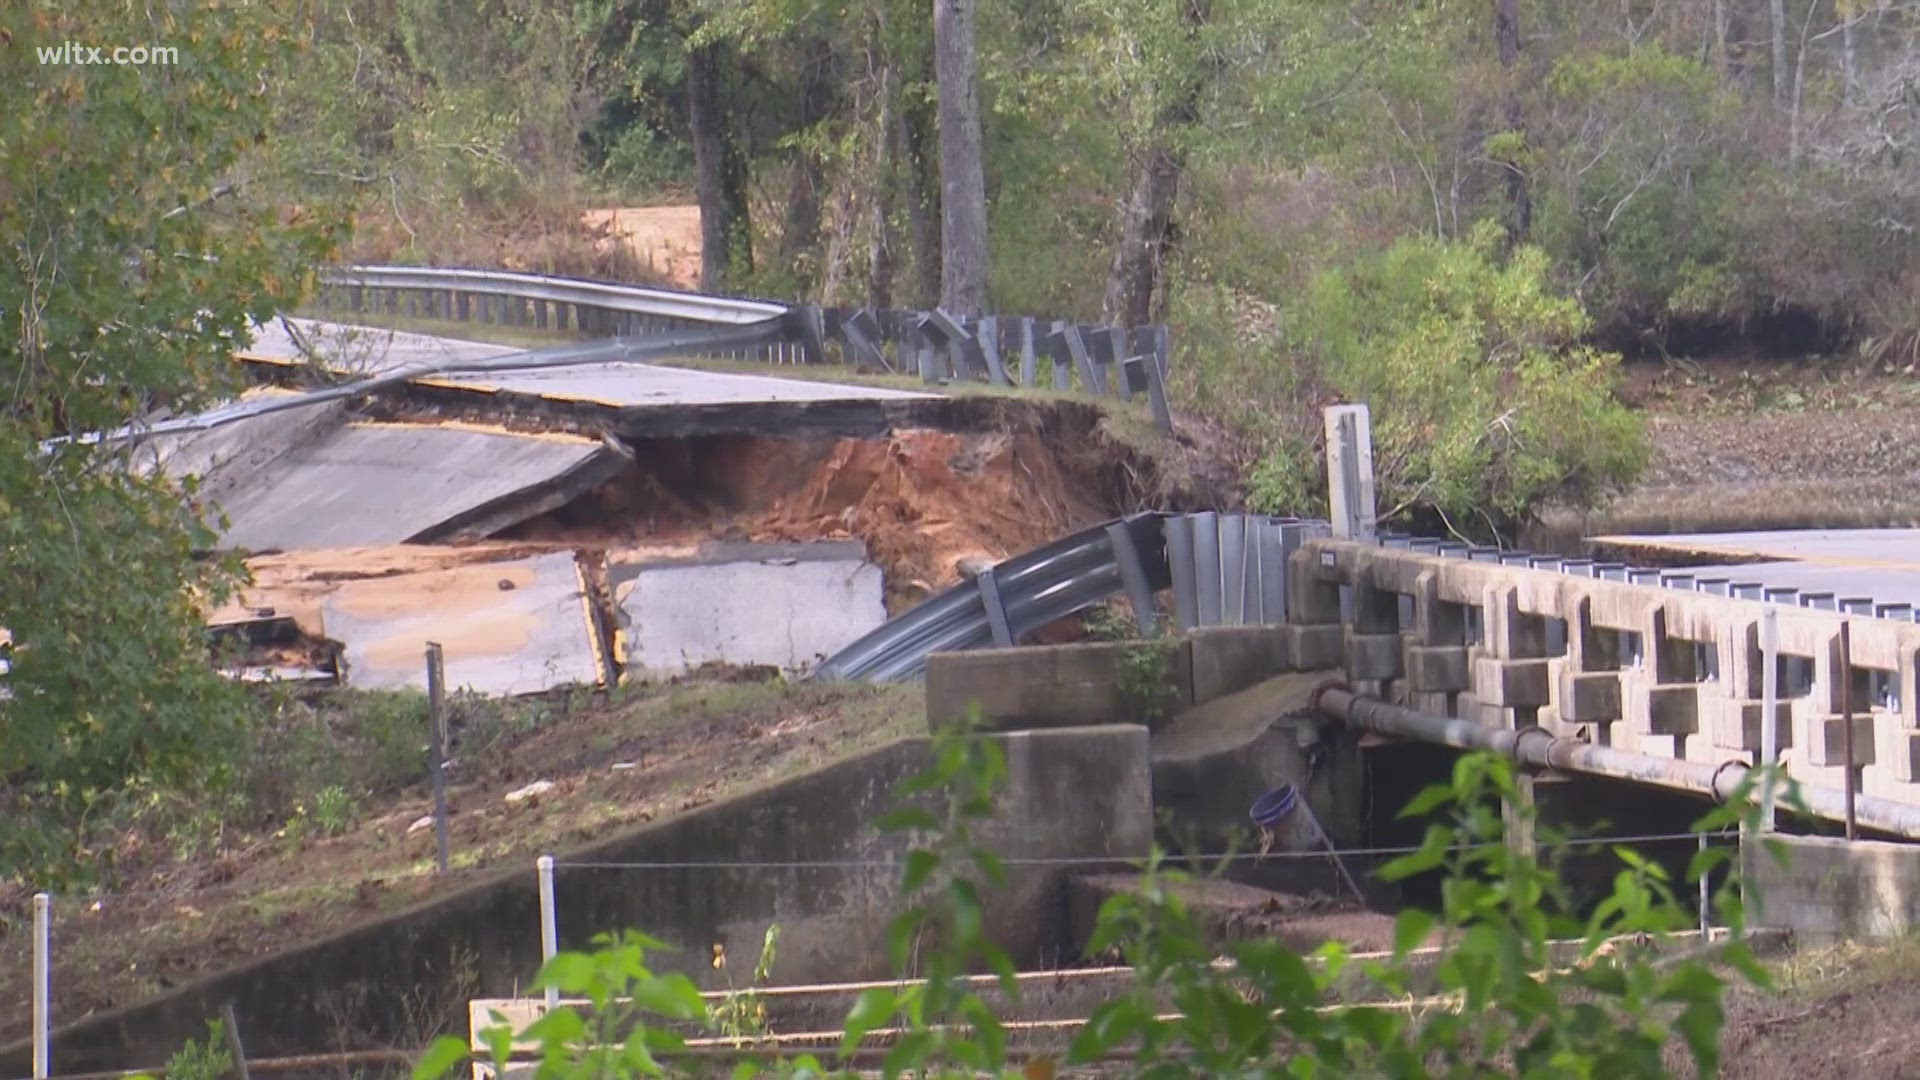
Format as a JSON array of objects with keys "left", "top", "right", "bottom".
[{"left": 0, "top": 823, "right": 1744, "bottom": 1078}]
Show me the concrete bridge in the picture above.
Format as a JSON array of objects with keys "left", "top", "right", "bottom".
[{"left": 1293, "top": 535, "right": 1920, "bottom": 814}]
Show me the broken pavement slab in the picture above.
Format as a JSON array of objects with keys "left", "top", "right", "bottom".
[
  {"left": 143, "top": 395, "right": 624, "bottom": 551},
  {"left": 323, "top": 549, "right": 607, "bottom": 696},
  {"left": 611, "top": 541, "right": 887, "bottom": 676},
  {"left": 243, "top": 316, "right": 937, "bottom": 408}
]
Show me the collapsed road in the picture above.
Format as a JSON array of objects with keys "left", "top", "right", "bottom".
[{"left": 123, "top": 317, "right": 1198, "bottom": 698}]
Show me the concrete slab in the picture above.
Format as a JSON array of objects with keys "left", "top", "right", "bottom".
[
  {"left": 1594, "top": 528, "right": 1920, "bottom": 615},
  {"left": 419, "top": 362, "right": 938, "bottom": 407},
  {"left": 611, "top": 542, "right": 885, "bottom": 675},
  {"left": 244, "top": 318, "right": 517, "bottom": 376},
  {"left": 323, "top": 550, "right": 604, "bottom": 695},
  {"left": 155, "top": 413, "right": 618, "bottom": 552},
  {"left": 245, "top": 318, "right": 937, "bottom": 407}
]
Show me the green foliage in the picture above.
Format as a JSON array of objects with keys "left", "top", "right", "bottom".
[
  {"left": 1117, "top": 640, "right": 1182, "bottom": 725},
  {"left": 1286, "top": 222, "right": 1646, "bottom": 537},
  {"left": 281, "top": 784, "right": 355, "bottom": 844},
  {"left": 415, "top": 728, "right": 1769, "bottom": 1079},
  {"left": 710, "top": 925, "right": 782, "bottom": 1045},
  {"left": 1532, "top": 47, "right": 1747, "bottom": 334},
  {"left": 160, "top": 1019, "right": 234, "bottom": 1080},
  {"left": 832, "top": 714, "right": 1018, "bottom": 1077},
  {"left": 0, "top": 0, "right": 339, "bottom": 887},
  {"left": 418, "top": 930, "right": 709, "bottom": 1080},
  {"left": 1081, "top": 602, "right": 1140, "bottom": 643}
]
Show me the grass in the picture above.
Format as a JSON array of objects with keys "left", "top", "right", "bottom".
[
  {"left": 0, "top": 674, "right": 928, "bottom": 1045},
  {"left": 1764, "top": 937, "right": 1920, "bottom": 998}
]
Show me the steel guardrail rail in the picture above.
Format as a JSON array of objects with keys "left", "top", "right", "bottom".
[
  {"left": 808, "top": 513, "right": 1332, "bottom": 682},
  {"left": 322, "top": 265, "right": 788, "bottom": 325},
  {"left": 809, "top": 513, "right": 1172, "bottom": 682}
]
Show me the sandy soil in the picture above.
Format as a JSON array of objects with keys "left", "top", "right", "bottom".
[
  {"left": 580, "top": 206, "right": 702, "bottom": 289},
  {"left": 503, "top": 424, "right": 1114, "bottom": 612}
]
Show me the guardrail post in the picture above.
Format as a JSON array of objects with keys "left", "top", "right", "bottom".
[
  {"left": 1761, "top": 606, "right": 1779, "bottom": 832},
  {"left": 1045, "top": 321, "right": 1072, "bottom": 390},
  {"left": 978, "top": 315, "right": 1009, "bottom": 385},
  {"left": 914, "top": 324, "right": 941, "bottom": 384},
  {"left": 1018, "top": 317, "right": 1037, "bottom": 387},
  {"left": 1193, "top": 511, "right": 1223, "bottom": 626},
  {"left": 1105, "top": 328, "right": 1132, "bottom": 400},
  {"left": 1698, "top": 831, "right": 1711, "bottom": 935},
  {"left": 1106, "top": 522, "right": 1160, "bottom": 637},
  {"left": 975, "top": 567, "right": 1015, "bottom": 647},
  {"left": 1325, "top": 404, "right": 1378, "bottom": 542},
  {"left": 1062, "top": 325, "right": 1103, "bottom": 395},
  {"left": 1143, "top": 351, "right": 1174, "bottom": 435},
  {"left": 1165, "top": 514, "right": 1200, "bottom": 632}
]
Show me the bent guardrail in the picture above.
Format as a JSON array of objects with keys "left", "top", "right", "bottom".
[
  {"left": 809, "top": 512, "right": 1328, "bottom": 681},
  {"left": 313, "top": 265, "right": 1175, "bottom": 432}
]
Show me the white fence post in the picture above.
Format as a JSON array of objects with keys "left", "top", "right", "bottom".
[
  {"left": 537, "top": 856, "right": 558, "bottom": 1012},
  {"left": 33, "top": 891, "right": 49, "bottom": 1079}
]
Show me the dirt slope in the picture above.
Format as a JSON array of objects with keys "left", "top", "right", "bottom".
[{"left": 0, "top": 679, "right": 921, "bottom": 1046}]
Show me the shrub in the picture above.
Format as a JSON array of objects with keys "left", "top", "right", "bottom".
[{"left": 1270, "top": 220, "right": 1645, "bottom": 539}]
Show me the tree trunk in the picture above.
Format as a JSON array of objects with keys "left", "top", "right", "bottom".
[
  {"left": 901, "top": 98, "right": 942, "bottom": 308},
  {"left": 933, "top": 0, "right": 988, "bottom": 316},
  {"left": 1711, "top": 0, "right": 1728, "bottom": 73},
  {"left": 1102, "top": 144, "right": 1186, "bottom": 327},
  {"left": 1101, "top": 0, "right": 1209, "bottom": 327},
  {"left": 1770, "top": 0, "right": 1789, "bottom": 107},
  {"left": 688, "top": 40, "right": 751, "bottom": 292},
  {"left": 867, "top": 52, "right": 898, "bottom": 311},
  {"left": 778, "top": 35, "right": 835, "bottom": 292},
  {"left": 1841, "top": 10, "right": 1858, "bottom": 107},
  {"left": 1493, "top": 0, "right": 1531, "bottom": 243}
]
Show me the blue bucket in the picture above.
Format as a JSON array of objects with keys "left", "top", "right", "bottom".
[{"left": 1249, "top": 785, "right": 1299, "bottom": 829}]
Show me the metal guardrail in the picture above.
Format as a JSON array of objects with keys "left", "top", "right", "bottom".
[
  {"left": 313, "top": 266, "right": 1176, "bottom": 433},
  {"left": 316, "top": 265, "right": 816, "bottom": 364},
  {"left": 809, "top": 512, "right": 1328, "bottom": 682}
]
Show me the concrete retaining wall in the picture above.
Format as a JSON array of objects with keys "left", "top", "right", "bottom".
[
  {"left": 1, "top": 726, "right": 1151, "bottom": 1074},
  {"left": 924, "top": 626, "right": 1296, "bottom": 731},
  {"left": 1747, "top": 833, "right": 1920, "bottom": 940}
]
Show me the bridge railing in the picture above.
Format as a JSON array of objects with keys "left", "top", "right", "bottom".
[{"left": 1297, "top": 537, "right": 1920, "bottom": 812}]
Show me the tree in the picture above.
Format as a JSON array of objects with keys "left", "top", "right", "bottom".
[
  {"left": 0, "top": 0, "right": 336, "bottom": 883},
  {"left": 1101, "top": 0, "right": 1214, "bottom": 327},
  {"left": 1493, "top": 0, "right": 1532, "bottom": 242},
  {"left": 934, "top": 0, "right": 988, "bottom": 315},
  {"left": 687, "top": 34, "right": 753, "bottom": 291}
]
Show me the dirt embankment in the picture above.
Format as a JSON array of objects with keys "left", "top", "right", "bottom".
[
  {"left": 580, "top": 205, "right": 702, "bottom": 289},
  {"left": 0, "top": 680, "right": 923, "bottom": 1048},
  {"left": 500, "top": 402, "right": 1244, "bottom": 611}
]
